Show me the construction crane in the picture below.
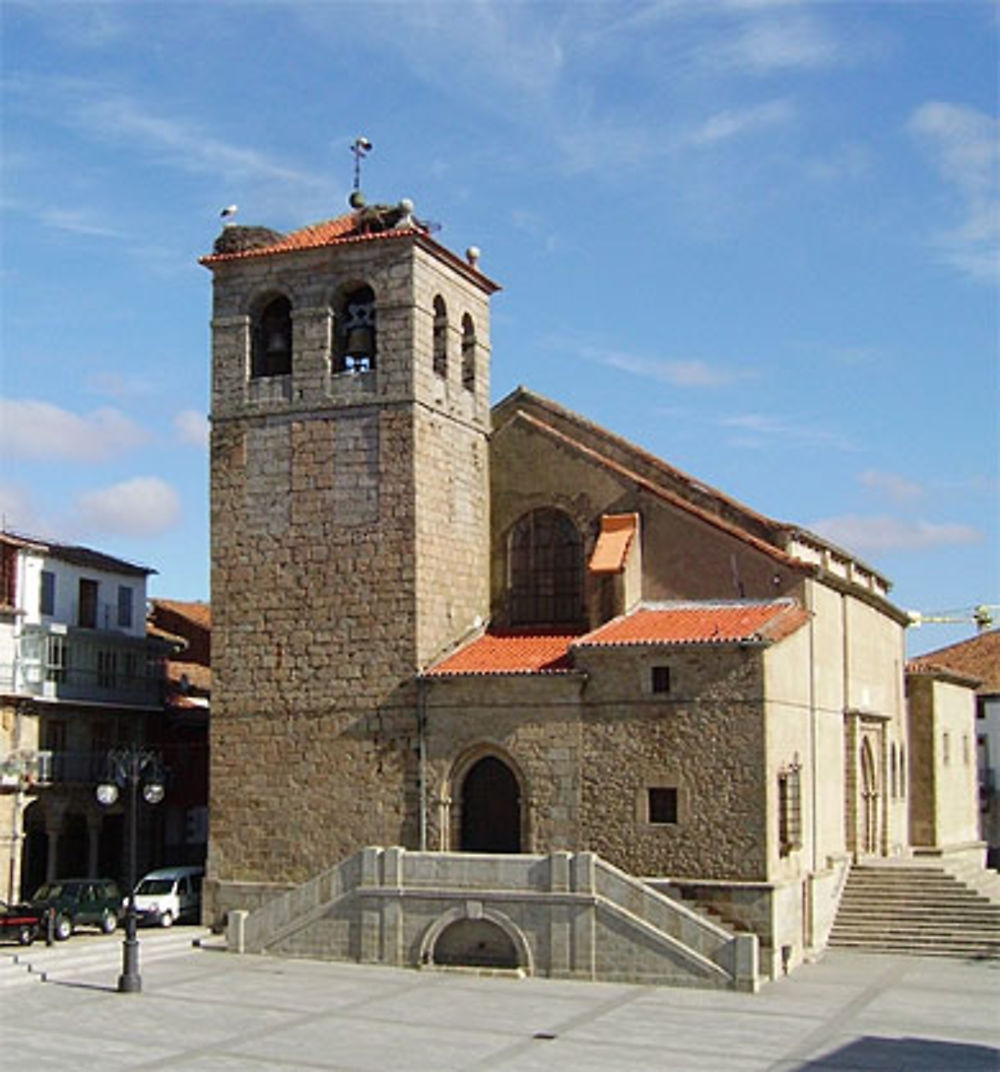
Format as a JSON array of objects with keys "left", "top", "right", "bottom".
[{"left": 907, "top": 604, "right": 1000, "bottom": 633}]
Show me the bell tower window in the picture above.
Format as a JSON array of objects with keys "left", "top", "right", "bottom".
[
  {"left": 334, "top": 284, "right": 376, "bottom": 373},
  {"left": 461, "top": 314, "right": 476, "bottom": 391},
  {"left": 433, "top": 296, "right": 448, "bottom": 378},
  {"left": 251, "top": 295, "right": 292, "bottom": 378}
]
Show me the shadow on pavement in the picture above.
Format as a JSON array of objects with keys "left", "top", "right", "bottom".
[{"left": 793, "top": 1035, "right": 999, "bottom": 1071}]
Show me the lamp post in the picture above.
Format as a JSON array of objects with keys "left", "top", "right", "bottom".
[{"left": 96, "top": 746, "right": 164, "bottom": 994}]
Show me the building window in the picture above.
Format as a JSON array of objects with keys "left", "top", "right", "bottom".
[
  {"left": 778, "top": 762, "right": 802, "bottom": 856},
  {"left": 334, "top": 284, "right": 376, "bottom": 373},
  {"left": 79, "top": 578, "right": 98, "bottom": 628},
  {"left": 251, "top": 294, "right": 293, "bottom": 378},
  {"left": 97, "top": 650, "right": 117, "bottom": 688},
  {"left": 962, "top": 734, "right": 970, "bottom": 766},
  {"left": 122, "top": 651, "right": 139, "bottom": 686},
  {"left": 648, "top": 787, "right": 678, "bottom": 825},
  {"left": 117, "top": 585, "right": 133, "bottom": 629},
  {"left": 651, "top": 665, "right": 671, "bottom": 694},
  {"left": 433, "top": 295, "right": 448, "bottom": 378},
  {"left": 40, "top": 571, "right": 56, "bottom": 616},
  {"left": 899, "top": 744, "right": 906, "bottom": 797},
  {"left": 461, "top": 314, "right": 475, "bottom": 391},
  {"left": 45, "top": 636, "right": 68, "bottom": 683},
  {"left": 890, "top": 742, "right": 898, "bottom": 798},
  {"left": 509, "top": 507, "right": 583, "bottom": 626},
  {"left": 0, "top": 543, "right": 15, "bottom": 607},
  {"left": 942, "top": 732, "right": 950, "bottom": 766}
]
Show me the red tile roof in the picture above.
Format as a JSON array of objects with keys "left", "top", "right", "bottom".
[
  {"left": 150, "top": 598, "right": 212, "bottom": 629},
  {"left": 907, "top": 628, "right": 1000, "bottom": 692},
  {"left": 425, "top": 631, "right": 581, "bottom": 677},
  {"left": 200, "top": 213, "right": 399, "bottom": 264},
  {"left": 576, "top": 602, "right": 808, "bottom": 648},
  {"left": 199, "top": 210, "right": 501, "bottom": 293},
  {"left": 425, "top": 601, "right": 808, "bottom": 676}
]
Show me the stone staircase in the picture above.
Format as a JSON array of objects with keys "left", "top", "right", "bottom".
[{"left": 829, "top": 863, "right": 1000, "bottom": 958}]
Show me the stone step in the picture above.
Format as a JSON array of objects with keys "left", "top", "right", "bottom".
[
  {"left": 830, "top": 921, "right": 1000, "bottom": 938},
  {"left": 829, "top": 938, "right": 1000, "bottom": 957},
  {"left": 1, "top": 927, "right": 210, "bottom": 983},
  {"left": 830, "top": 864, "right": 1000, "bottom": 960}
]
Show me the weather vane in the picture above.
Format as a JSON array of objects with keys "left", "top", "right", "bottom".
[{"left": 350, "top": 137, "right": 372, "bottom": 206}]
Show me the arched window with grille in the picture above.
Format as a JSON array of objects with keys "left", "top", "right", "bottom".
[
  {"left": 433, "top": 296, "right": 448, "bottom": 378},
  {"left": 509, "top": 507, "right": 583, "bottom": 626},
  {"left": 250, "top": 294, "right": 292, "bottom": 378}
]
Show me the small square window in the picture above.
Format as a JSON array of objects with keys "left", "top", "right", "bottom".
[
  {"left": 648, "top": 787, "right": 678, "bottom": 824},
  {"left": 651, "top": 666, "right": 671, "bottom": 694}
]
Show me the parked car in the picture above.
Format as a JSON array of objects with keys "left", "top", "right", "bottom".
[
  {"left": 0, "top": 900, "right": 42, "bottom": 945},
  {"left": 29, "top": 879, "right": 123, "bottom": 940},
  {"left": 132, "top": 866, "right": 203, "bottom": 927}
]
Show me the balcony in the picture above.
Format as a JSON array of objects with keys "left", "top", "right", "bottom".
[{"left": 7, "top": 624, "right": 166, "bottom": 708}]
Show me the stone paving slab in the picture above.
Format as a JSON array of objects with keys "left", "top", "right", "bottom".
[{"left": 0, "top": 944, "right": 996, "bottom": 1071}]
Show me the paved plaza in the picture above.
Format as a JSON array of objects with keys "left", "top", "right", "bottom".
[{"left": 1, "top": 930, "right": 997, "bottom": 1070}]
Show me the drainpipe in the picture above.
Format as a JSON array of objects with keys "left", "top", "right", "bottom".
[
  {"left": 416, "top": 677, "right": 428, "bottom": 852},
  {"left": 806, "top": 585, "right": 818, "bottom": 875}
]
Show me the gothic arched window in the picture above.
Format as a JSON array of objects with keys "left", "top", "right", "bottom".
[
  {"left": 509, "top": 507, "right": 583, "bottom": 626},
  {"left": 433, "top": 296, "right": 448, "bottom": 378},
  {"left": 251, "top": 295, "right": 292, "bottom": 378}
]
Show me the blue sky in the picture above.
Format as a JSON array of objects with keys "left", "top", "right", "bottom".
[{"left": 1, "top": 0, "right": 996, "bottom": 655}]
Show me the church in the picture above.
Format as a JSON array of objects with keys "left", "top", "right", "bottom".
[{"left": 201, "top": 194, "right": 983, "bottom": 986}]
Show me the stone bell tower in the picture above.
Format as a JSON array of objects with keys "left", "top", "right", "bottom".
[{"left": 201, "top": 198, "right": 499, "bottom": 918}]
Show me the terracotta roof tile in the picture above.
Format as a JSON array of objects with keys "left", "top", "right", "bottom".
[
  {"left": 589, "top": 513, "right": 638, "bottom": 574},
  {"left": 908, "top": 628, "right": 1000, "bottom": 692},
  {"left": 200, "top": 214, "right": 408, "bottom": 264},
  {"left": 425, "top": 631, "right": 580, "bottom": 677},
  {"left": 150, "top": 598, "right": 212, "bottom": 629},
  {"left": 575, "top": 601, "right": 808, "bottom": 648}
]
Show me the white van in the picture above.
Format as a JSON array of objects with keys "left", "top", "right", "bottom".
[{"left": 132, "top": 866, "right": 203, "bottom": 927}]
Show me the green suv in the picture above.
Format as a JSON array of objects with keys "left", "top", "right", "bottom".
[{"left": 30, "top": 879, "right": 123, "bottom": 940}]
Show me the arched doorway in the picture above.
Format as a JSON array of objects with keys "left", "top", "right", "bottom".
[
  {"left": 21, "top": 801, "right": 47, "bottom": 899},
  {"left": 860, "top": 738, "right": 879, "bottom": 855},
  {"left": 460, "top": 756, "right": 521, "bottom": 853}
]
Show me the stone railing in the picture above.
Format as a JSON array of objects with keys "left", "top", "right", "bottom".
[{"left": 227, "top": 847, "right": 759, "bottom": 991}]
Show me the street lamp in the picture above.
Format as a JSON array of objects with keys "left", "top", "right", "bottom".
[{"left": 96, "top": 746, "right": 165, "bottom": 994}]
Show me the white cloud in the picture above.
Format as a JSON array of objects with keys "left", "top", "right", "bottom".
[
  {"left": 585, "top": 347, "right": 745, "bottom": 388},
  {"left": 78, "top": 96, "right": 328, "bottom": 190},
  {"left": 704, "top": 13, "right": 840, "bottom": 75},
  {"left": 38, "top": 207, "right": 126, "bottom": 239},
  {"left": 858, "top": 469, "right": 924, "bottom": 504},
  {"left": 0, "top": 399, "right": 148, "bottom": 462},
  {"left": 687, "top": 98, "right": 794, "bottom": 147},
  {"left": 720, "top": 412, "right": 856, "bottom": 451},
  {"left": 0, "top": 483, "right": 47, "bottom": 538},
  {"left": 810, "top": 514, "right": 982, "bottom": 553},
  {"left": 174, "top": 409, "right": 210, "bottom": 449},
  {"left": 908, "top": 101, "right": 1000, "bottom": 282},
  {"left": 76, "top": 477, "right": 181, "bottom": 537}
]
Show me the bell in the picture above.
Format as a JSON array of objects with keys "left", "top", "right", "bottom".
[
  {"left": 345, "top": 325, "right": 374, "bottom": 358},
  {"left": 266, "top": 331, "right": 288, "bottom": 354}
]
